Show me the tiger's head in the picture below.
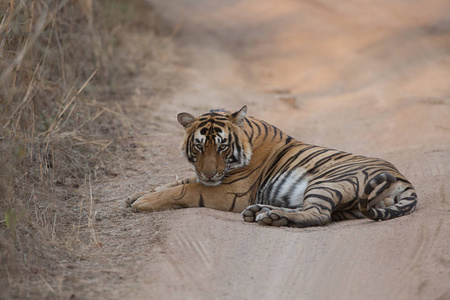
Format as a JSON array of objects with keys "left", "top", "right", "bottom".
[{"left": 177, "top": 106, "right": 252, "bottom": 186}]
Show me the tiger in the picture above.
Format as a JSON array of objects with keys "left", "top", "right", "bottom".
[{"left": 127, "top": 106, "right": 417, "bottom": 227}]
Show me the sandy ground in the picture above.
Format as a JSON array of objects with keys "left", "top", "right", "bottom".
[{"left": 87, "top": 1, "right": 450, "bottom": 299}]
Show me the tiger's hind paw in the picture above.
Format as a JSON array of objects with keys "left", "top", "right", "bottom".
[
  {"left": 241, "top": 204, "right": 273, "bottom": 222},
  {"left": 255, "top": 211, "right": 289, "bottom": 227},
  {"left": 241, "top": 205, "right": 299, "bottom": 224}
]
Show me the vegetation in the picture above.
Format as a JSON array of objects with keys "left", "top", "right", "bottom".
[{"left": 0, "top": 0, "right": 171, "bottom": 297}]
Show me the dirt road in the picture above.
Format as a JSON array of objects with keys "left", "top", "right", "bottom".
[{"left": 95, "top": 1, "right": 450, "bottom": 299}]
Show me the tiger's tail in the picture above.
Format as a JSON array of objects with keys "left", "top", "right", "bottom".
[{"left": 358, "top": 172, "right": 417, "bottom": 220}]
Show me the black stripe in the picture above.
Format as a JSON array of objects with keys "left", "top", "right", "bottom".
[
  {"left": 260, "top": 121, "right": 269, "bottom": 139},
  {"left": 252, "top": 119, "right": 261, "bottom": 138},
  {"left": 229, "top": 195, "right": 237, "bottom": 211},
  {"left": 314, "top": 202, "right": 333, "bottom": 213},
  {"left": 368, "top": 181, "right": 392, "bottom": 200},
  {"left": 198, "top": 121, "right": 209, "bottom": 127},
  {"left": 304, "top": 193, "right": 336, "bottom": 210},
  {"left": 174, "top": 184, "right": 188, "bottom": 201},
  {"left": 295, "top": 149, "right": 331, "bottom": 167},
  {"left": 309, "top": 152, "right": 352, "bottom": 174},
  {"left": 395, "top": 177, "right": 411, "bottom": 184},
  {"left": 285, "top": 135, "right": 293, "bottom": 145},
  {"left": 244, "top": 129, "right": 251, "bottom": 141},
  {"left": 278, "top": 126, "right": 283, "bottom": 140},
  {"left": 307, "top": 186, "right": 343, "bottom": 203},
  {"left": 215, "top": 121, "right": 226, "bottom": 127},
  {"left": 224, "top": 165, "right": 263, "bottom": 184},
  {"left": 232, "top": 131, "right": 242, "bottom": 153},
  {"left": 270, "top": 125, "right": 278, "bottom": 141}
]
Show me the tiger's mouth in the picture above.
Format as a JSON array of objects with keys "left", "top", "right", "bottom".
[
  {"left": 199, "top": 178, "right": 222, "bottom": 187},
  {"left": 197, "top": 171, "right": 226, "bottom": 187}
]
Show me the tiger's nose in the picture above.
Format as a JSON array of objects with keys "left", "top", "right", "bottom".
[{"left": 203, "top": 172, "right": 216, "bottom": 179}]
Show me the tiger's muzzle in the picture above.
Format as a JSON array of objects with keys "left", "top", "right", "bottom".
[{"left": 197, "top": 168, "right": 228, "bottom": 187}]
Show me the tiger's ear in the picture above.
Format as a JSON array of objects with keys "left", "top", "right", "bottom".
[
  {"left": 177, "top": 112, "right": 196, "bottom": 128},
  {"left": 230, "top": 105, "right": 247, "bottom": 127}
]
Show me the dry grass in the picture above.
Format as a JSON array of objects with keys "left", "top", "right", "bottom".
[{"left": 0, "top": 0, "right": 173, "bottom": 298}]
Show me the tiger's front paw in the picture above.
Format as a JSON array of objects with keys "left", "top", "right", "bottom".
[
  {"left": 129, "top": 197, "right": 146, "bottom": 213},
  {"left": 241, "top": 205, "right": 272, "bottom": 222},
  {"left": 127, "top": 195, "right": 156, "bottom": 213},
  {"left": 126, "top": 193, "right": 144, "bottom": 208},
  {"left": 126, "top": 189, "right": 157, "bottom": 208},
  {"left": 126, "top": 191, "right": 178, "bottom": 213}
]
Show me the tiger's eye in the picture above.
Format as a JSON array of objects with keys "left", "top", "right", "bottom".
[
  {"left": 194, "top": 144, "right": 203, "bottom": 152},
  {"left": 219, "top": 145, "right": 228, "bottom": 152}
]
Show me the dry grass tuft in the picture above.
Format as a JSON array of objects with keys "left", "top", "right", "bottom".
[{"left": 0, "top": 0, "right": 173, "bottom": 298}]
